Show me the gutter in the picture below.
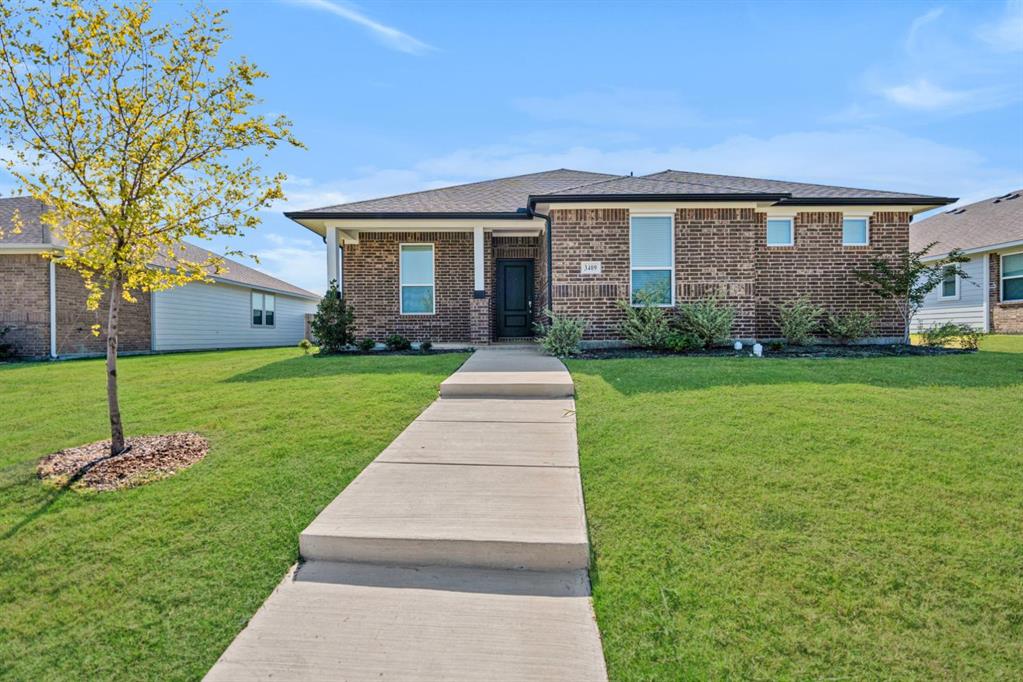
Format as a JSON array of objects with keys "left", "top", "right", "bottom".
[
  {"left": 284, "top": 210, "right": 534, "bottom": 221},
  {"left": 527, "top": 192, "right": 788, "bottom": 209},
  {"left": 776, "top": 196, "right": 957, "bottom": 206}
]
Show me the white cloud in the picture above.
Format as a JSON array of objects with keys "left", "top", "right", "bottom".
[
  {"left": 253, "top": 236, "right": 326, "bottom": 294},
  {"left": 282, "top": 0, "right": 434, "bottom": 55},
  {"left": 977, "top": 0, "right": 1023, "bottom": 52},
  {"left": 880, "top": 79, "right": 1014, "bottom": 112},
  {"left": 905, "top": 7, "right": 944, "bottom": 55}
]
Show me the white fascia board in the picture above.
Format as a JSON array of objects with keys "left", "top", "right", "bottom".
[{"left": 294, "top": 217, "right": 546, "bottom": 238}]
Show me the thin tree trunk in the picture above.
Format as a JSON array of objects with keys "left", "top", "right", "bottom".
[{"left": 106, "top": 274, "right": 126, "bottom": 456}]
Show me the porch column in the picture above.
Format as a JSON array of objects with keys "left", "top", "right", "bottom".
[
  {"left": 469, "top": 226, "right": 491, "bottom": 345},
  {"left": 326, "top": 225, "right": 340, "bottom": 294}
]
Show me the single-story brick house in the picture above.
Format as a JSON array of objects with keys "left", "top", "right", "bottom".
[
  {"left": 910, "top": 189, "right": 1023, "bottom": 334},
  {"left": 284, "top": 169, "right": 956, "bottom": 344},
  {"left": 0, "top": 197, "right": 320, "bottom": 358}
]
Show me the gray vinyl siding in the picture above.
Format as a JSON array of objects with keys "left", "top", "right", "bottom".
[
  {"left": 152, "top": 280, "right": 317, "bottom": 351},
  {"left": 911, "top": 255, "right": 986, "bottom": 331}
]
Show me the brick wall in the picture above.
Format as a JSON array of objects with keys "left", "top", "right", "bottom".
[
  {"left": 0, "top": 254, "right": 50, "bottom": 357},
  {"left": 989, "top": 253, "right": 1023, "bottom": 333},
  {"left": 493, "top": 236, "right": 541, "bottom": 334},
  {"left": 0, "top": 255, "right": 151, "bottom": 358},
  {"left": 343, "top": 231, "right": 484, "bottom": 343},
  {"left": 548, "top": 207, "right": 909, "bottom": 341},
  {"left": 55, "top": 264, "right": 151, "bottom": 356}
]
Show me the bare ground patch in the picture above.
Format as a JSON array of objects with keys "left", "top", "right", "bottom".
[{"left": 38, "top": 433, "right": 209, "bottom": 491}]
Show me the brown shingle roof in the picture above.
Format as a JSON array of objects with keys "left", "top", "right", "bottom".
[
  {"left": 0, "top": 197, "right": 318, "bottom": 299},
  {"left": 910, "top": 190, "right": 1023, "bottom": 255},
  {"left": 286, "top": 168, "right": 954, "bottom": 218}
]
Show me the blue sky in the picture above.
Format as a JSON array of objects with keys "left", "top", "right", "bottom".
[{"left": 13, "top": 1, "right": 1023, "bottom": 293}]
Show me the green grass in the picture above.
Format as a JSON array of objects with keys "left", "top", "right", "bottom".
[
  {"left": 0, "top": 348, "right": 467, "bottom": 681},
  {"left": 567, "top": 336, "right": 1023, "bottom": 680}
]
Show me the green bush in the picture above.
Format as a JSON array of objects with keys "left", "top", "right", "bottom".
[
  {"left": 664, "top": 331, "right": 702, "bottom": 353},
  {"left": 675, "top": 297, "right": 735, "bottom": 349},
  {"left": 826, "top": 309, "right": 877, "bottom": 344},
  {"left": 385, "top": 333, "right": 412, "bottom": 351},
  {"left": 310, "top": 281, "right": 355, "bottom": 353},
  {"left": 419, "top": 340, "right": 433, "bottom": 352},
  {"left": 356, "top": 338, "right": 376, "bottom": 353},
  {"left": 616, "top": 288, "right": 671, "bottom": 349},
  {"left": 534, "top": 310, "right": 587, "bottom": 357},
  {"left": 0, "top": 325, "right": 14, "bottom": 360},
  {"left": 920, "top": 322, "right": 983, "bottom": 350},
  {"left": 774, "top": 296, "right": 824, "bottom": 345},
  {"left": 298, "top": 338, "right": 313, "bottom": 355}
]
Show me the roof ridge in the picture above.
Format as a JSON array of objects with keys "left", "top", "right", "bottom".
[
  {"left": 542, "top": 173, "right": 760, "bottom": 196},
  {"left": 299, "top": 169, "right": 617, "bottom": 213},
  {"left": 646, "top": 169, "right": 933, "bottom": 199}
]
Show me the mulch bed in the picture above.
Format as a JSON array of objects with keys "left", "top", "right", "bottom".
[
  {"left": 573, "top": 344, "right": 974, "bottom": 360},
  {"left": 37, "top": 433, "right": 209, "bottom": 492}
]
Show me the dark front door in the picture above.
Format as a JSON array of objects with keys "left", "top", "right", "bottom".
[{"left": 496, "top": 259, "right": 534, "bottom": 337}]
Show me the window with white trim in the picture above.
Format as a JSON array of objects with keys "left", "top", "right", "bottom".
[
  {"left": 252, "top": 291, "right": 275, "bottom": 327},
  {"left": 1002, "top": 252, "right": 1023, "bottom": 302},
  {"left": 842, "top": 216, "right": 869, "bottom": 245},
  {"left": 400, "top": 244, "right": 435, "bottom": 314},
  {"left": 939, "top": 266, "right": 959, "bottom": 299},
  {"left": 630, "top": 215, "right": 673, "bottom": 305},
  {"left": 766, "top": 218, "right": 794, "bottom": 246}
]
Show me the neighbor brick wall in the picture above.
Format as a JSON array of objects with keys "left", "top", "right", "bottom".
[
  {"left": 0, "top": 255, "right": 151, "bottom": 358},
  {"left": 989, "top": 253, "right": 1023, "bottom": 333},
  {"left": 342, "top": 231, "right": 489, "bottom": 343},
  {"left": 548, "top": 207, "right": 909, "bottom": 341},
  {"left": 55, "top": 264, "right": 151, "bottom": 356},
  {"left": 0, "top": 254, "right": 51, "bottom": 357}
]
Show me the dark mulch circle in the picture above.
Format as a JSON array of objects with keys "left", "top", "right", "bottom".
[
  {"left": 37, "top": 433, "right": 209, "bottom": 492},
  {"left": 572, "top": 344, "right": 974, "bottom": 360}
]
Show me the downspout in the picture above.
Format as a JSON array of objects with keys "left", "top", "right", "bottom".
[
  {"left": 48, "top": 257, "right": 58, "bottom": 359},
  {"left": 531, "top": 209, "right": 552, "bottom": 318}
]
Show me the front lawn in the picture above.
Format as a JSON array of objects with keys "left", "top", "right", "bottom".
[
  {"left": 0, "top": 348, "right": 467, "bottom": 681},
  {"left": 568, "top": 335, "right": 1023, "bottom": 680}
]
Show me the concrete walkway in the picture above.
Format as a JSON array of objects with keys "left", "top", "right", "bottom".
[{"left": 206, "top": 346, "right": 607, "bottom": 681}]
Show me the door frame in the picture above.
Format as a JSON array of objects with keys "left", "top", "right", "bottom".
[{"left": 494, "top": 258, "right": 535, "bottom": 338}]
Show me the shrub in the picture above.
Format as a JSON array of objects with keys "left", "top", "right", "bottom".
[
  {"left": 826, "top": 309, "right": 877, "bottom": 344},
  {"left": 676, "top": 297, "right": 735, "bottom": 349},
  {"left": 298, "top": 338, "right": 313, "bottom": 355},
  {"left": 534, "top": 310, "right": 586, "bottom": 357},
  {"left": 385, "top": 333, "right": 412, "bottom": 351},
  {"left": 616, "top": 288, "right": 671, "bottom": 349},
  {"left": 664, "top": 331, "right": 702, "bottom": 353},
  {"left": 0, "top": 326, "right": 14, "bottom": 360},
  {"left": 920, "top": 322, "right": 983, "bottom": 350},
  {"left": 357, "top": 338, "right": 376, "bottom": 353},
  {"left": 774, "top": 296, "right": 824, "bottom": 345},
  {"left": 310, "top": 281, "right": 355, "bottom": 353},
  {"left": 419, "top": 340, "right": 433, "bottom": 352}
]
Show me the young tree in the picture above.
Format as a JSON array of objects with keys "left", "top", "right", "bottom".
[
  {"left": 0, "top": 1, "right": 301, "bottom": 455},
  {"left": 853, "top": 242, "right": 970, "bottom": 344},
  {"left": 310, "top": 281, "right": 356, "bottom": 354}
]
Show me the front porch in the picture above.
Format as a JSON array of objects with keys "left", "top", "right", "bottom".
[{"left": 322, "top": 222, "right": 545, "bottom": 345}]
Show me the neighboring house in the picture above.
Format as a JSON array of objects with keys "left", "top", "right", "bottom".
[
  {"left": 285, "top": 169, "right": 955, "bottom": 344},
  {"left": 0, "top": 197, "right": 320, "bottom": 358},
  {"left": 910, "top": 190, "right": 1023, "bottom": 334}
]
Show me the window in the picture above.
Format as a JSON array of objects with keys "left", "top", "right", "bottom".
[
  {"left": 766, "top": 218, "right": 794, "bottom": 246},
  {"left": 1002, "top": 252, "right": 1023, "bottom": 302},
  {"left": 939, "top": 266, "right": 959, "bottom": 299},
  {"left": 400, "top": 244, "right": 435, "bottom": 314},
  {"left": 842, "top": 217, "right": 869, "bottom": 245},
  {"left": 252, "top": 291, "right": 275, "bottom": 326},
  {"left": 630, "top": 215, "right": 673, "bottom": 305}
]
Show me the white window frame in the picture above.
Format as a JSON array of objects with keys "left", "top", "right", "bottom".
[
  {"left": 842, "top": 215, "right": 871, "bottom": 246},
  {"left": 399, "top": 243, "right": 436, "bottom": 315},
  {"left": 765, "top": 216, "right": 795, "bottom": 247},
  {"left": 1002, "top": 249, "right": 1023, "bottom": 302},
  {"left": 629, "top": 213, "right": 675, "bottom": 307},
  {"left": 251, "top": 290, "right": 276, "bottom": 328},
  {"left": 939, "top": 266, "right": 960, "bottom": 300}
]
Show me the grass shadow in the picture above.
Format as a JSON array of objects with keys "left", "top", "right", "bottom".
[{"left": 223, "top": 352, "right": 470, "bottom": 384}]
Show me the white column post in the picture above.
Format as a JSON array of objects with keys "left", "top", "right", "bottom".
[
  {"left": 326, "top": 225, "right": 339, "bottom": 293},
  {"left": 49, "top": 258, "right": 57, "bottom": 358},
  {"left": 473, "top": 225, "right": 484, "bottom": 295}
]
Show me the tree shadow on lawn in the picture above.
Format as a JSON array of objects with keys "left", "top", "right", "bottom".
[
  {"left": 222, "top": 352, "right": 470, "bottom": 384},
  {"left": 566, "top": 349, "right": 1023, "bottom": 396}
]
